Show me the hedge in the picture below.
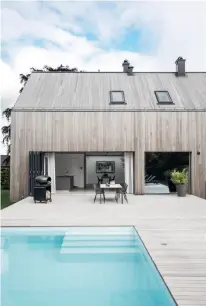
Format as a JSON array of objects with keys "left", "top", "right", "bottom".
[{"left": 1, "top": 167, "right": 10, "bottom": 189}]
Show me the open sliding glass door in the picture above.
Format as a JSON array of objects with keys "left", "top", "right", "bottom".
[
  {"left": 44, "top": 153, "right": 56, "bottom": 193},
  {"left": 124, "top": 152, "right": 134, "bottom": 194}
]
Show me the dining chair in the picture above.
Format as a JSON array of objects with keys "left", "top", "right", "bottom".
[
  {"left": 109, "top": 176, "right": 115, "bottom": 183},
  {"left": 93, "top": 184, "right": 105, "bottom": 203},
  {"left": 116, "top": 183, "right": 128, "bottom": 203},
  {"left": 97, "top": 176, "right": 103, "bottom": 185},
  {"left": 102, "top": 177, "right": 110, "bottom": 184}
]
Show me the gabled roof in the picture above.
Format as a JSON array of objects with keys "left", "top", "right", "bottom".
[{"left": 13, "top": 72, "right": 206, "bottom": 111}]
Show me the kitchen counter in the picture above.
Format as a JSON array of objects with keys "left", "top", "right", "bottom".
[{"left": 56, "top": 176, "right": 74, "bottom": 191}]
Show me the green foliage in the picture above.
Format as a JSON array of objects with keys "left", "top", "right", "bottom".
[
  {"left": 19, "top": 65, "right": 80, "bottom": 92},
  {"left": 2, "top": 108, "right": 12, "bottom": 121},
  {"left": 145, "top": 152, "right": 189, "bottom": 180},
  {"left": 1, "top": 190, "right": 11, "bottom": 209},
  {"left": 1, "top": 168, "right": 10, "bottom": 189},
  {"left": 170, "top": 168, "right": 188, "bottom": 185},
  {"left": 2, "top": 108, "right": 11, "bottom": 159},
  {"left": 163, "top": 169, "right": 171, "bottom": 178}
]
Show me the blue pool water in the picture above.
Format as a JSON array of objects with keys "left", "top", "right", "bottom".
[{"left": 1, "top": 227, "right": 176, "bottom": 306}]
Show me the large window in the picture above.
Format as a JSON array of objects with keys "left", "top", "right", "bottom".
[
  {"left": 110, "top": 91, "right": 126, "bottom": 104},
  {"left": 155, "top": 91, "right": 173, "bottom": 104}
]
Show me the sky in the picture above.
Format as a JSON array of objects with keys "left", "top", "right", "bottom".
[{"left": 1, "top": 0, "right": 206, "bottom": 154}]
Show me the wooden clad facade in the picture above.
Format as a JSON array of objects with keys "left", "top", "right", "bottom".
[{"left": 10, "top": 111, "right": 206, "bottom": 202}]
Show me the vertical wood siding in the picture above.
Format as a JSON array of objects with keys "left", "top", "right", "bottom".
[
  {"left": 134, "top": 112, "right": 206, "bottom": 198},
  {"left": 10, "top": 112, "right": 135, "bottom": 202},
  {"left": 11, "top": 111, "right": 206, "bottom": 202}
]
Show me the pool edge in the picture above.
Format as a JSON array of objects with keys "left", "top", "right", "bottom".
[{"left": 134, "top": 226, "right": 178, "bottom": 306}]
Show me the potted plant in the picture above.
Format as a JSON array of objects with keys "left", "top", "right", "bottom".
[{"left": 170, "top": 168, "right": 188, "bottom": 197}]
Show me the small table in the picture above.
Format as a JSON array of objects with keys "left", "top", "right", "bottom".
[{"left": 100, "top": 184, "right": 123, "bottom": 204}]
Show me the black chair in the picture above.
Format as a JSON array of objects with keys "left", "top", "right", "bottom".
[
  {"left": 93, "top": 184, "right": 105, "bottom": 203},
  {"left": 97, "top": 176, "right": 103, "bottom": 185},
  {"left": 102, "top": 175, "right": 110, "bottom": 184},
  {"left": 101, "top": 173, "right": 110, "bottom": 184},
  {"left": 116, "top": 183, "right": 128, "bottom": 203},
  {"left": 102, "top": 173, "right": 108, "bottom": 177},
  {"left": 109, "top": 176, "right": 115, "bottom": 183},
  {"left": 102, "top": 178, "right": 110, "bottom": 184}
]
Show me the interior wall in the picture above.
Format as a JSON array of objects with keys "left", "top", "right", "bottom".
[
  {"left": 86, "top": 156, "right": 124, "bottom": 185},
  {"left": 55, "top": 153, "right": 84, "bottom": 188}
]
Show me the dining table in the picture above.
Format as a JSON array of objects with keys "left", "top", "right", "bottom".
[{"left": 100, "top": 184, "right": 123, "bottom": 204}]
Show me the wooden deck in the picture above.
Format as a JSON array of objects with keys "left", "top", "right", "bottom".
[
  {"left": 1, "top": 194, "right": 206, "bottom": 305},
  {"left": 138, "top": 224, "right": 206, "bottom": 306}
]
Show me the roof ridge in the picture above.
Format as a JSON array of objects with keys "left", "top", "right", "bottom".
[{"left": 32, "top": 71, "right": 206, "bottom": 74}]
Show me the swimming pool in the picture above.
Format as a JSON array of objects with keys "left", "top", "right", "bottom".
[{"left": 1, "top": 227, "right": 176, "bottom": 306}]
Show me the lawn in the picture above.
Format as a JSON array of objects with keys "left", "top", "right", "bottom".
[{"left": 1, "top": 189, "right": 12, "bottom": 209}]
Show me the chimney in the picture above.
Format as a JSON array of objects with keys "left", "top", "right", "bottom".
[
  {"left": 175, "top": 57, "right": 186, "bottom": 76},
  {"left": 127, "top": 66, "right": 134, "bottom": 75},
  {"left": 122, "top": 60, "right": 130, "bottom": 72}
]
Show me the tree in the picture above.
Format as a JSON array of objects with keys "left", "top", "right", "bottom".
[
  {"left": 19, "top": 73, "right": 31, "bottom": 93},
  {"left": 2, "top": 108, "right": 11, "bottom": 165},
  {"left": 19, "top": 65, "right": 79, "bottom": 92},
  {"left": 2, "top": 64, "right": 80, "bottom": 164}
]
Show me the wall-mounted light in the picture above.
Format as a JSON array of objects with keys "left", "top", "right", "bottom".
[{"left": 197, "top": 151, "right": 200, "bottom": 155}]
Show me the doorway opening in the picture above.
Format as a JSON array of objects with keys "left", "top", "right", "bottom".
[
  {"left": 42, "top": 152, "right": 134, "bottom": 194},
  {"left": 85, "top": 152, "right": 124, "bottom": 189},
  {"left": 55, "top": 153, "right": 84, "bottom": 192},
  {"left": 144, "top": 152, "right": 191, "bottom": 194},
  {"left": 85, "top": 152, "right": 134, "bottom": 193}
]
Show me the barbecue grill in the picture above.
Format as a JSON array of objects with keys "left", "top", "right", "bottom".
[{"left": 33, "top": 175, "right": 52, "bottom": 203}]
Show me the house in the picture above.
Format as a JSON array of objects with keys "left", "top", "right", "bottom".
[{"left": 10, "top": 58, "right": 206, "bottom": 202}]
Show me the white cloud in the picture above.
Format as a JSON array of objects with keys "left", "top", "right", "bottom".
[
  {"left": 1, "top": 1, "right": 206, "bottom": 154},
  {"left": 0, "top": 60, "right": 19, "bottom": 155},
  {"left": 0, "top": 60, "right": 19, "bottom": 108}
]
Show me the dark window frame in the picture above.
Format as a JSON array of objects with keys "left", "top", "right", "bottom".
[
  {"left": 109, "top": 90, "right": 126, "bottom": 105},
  {"left": 154, "top": 90, "right": 174, "bottom": 105}
]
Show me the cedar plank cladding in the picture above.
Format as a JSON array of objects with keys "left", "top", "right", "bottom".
[{"left": 11, "top": 111, "right": 206, "bottom": 201}]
